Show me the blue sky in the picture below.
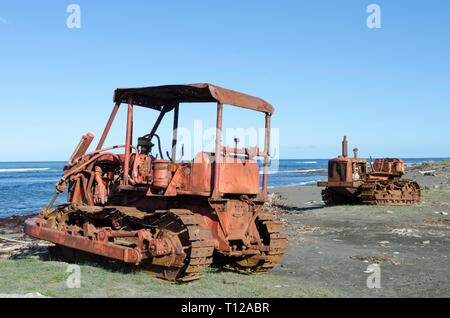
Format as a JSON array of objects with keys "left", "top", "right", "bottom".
[{"left": 0, "top": 0, "right": 449, "bottom": 161}]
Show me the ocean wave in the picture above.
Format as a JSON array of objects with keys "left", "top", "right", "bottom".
[
  {"left": 296, "top": 169, "right": 326, "bottom": 173},
  {"left": 284, "top": 181, "right": 317, "bottom": 187},
  {"left": 259, "top": 170, "right": 279, "bottom": 175},
  {"left": 267, "top": 180, "right": 316, "bottom": 189},
  {"left": 0, "top": 168, "right": 51, "bottom": 173},
  {"left": 0, "top": 178, "right": 58, "bottom": 185},
  {"left": 260, "top": 169, "right": 307, "bottom": 175},
  {"left": 260, "top": 168, "right": 327, "bottom": 175},
  {"left": 296, "top": 161, "right": 317, "bottom": 164}
]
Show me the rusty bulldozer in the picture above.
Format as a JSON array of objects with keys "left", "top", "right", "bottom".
[
  {"left": 24, "top": 84, "right": 286, "bottom": 282},
  {"left": 318, "top": 136, "right": 421, "bottom": 206}
]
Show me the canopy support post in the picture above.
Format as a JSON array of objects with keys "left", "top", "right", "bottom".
[
  {"left": 96, "top": 102, "right": 120, "bottom": 150},
  {"left": 123, "top": 97, "right": 133, "bottom": 185},
  {"left": 171, "top": 104, "right": 179, "bottom": 161},
  {"left": 262, "top": 113, "right": 271, "bottom": 201},
  {"left": 212, "top": 103, "right": 223, "bottom": 199}
]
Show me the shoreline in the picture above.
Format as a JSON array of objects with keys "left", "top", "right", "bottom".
[{"left": 2, "top": 160, "right": 449, "bottom": 220}]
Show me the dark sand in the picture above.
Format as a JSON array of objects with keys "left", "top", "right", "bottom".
[{"left": 267, "top": 162, "right": 450, "bottom": 297}]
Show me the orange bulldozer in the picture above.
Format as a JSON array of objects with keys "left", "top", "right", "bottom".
[
  {"left": 24, "top": 84, "right": 286, "bottom": 282},
  {"left": 318, "top": 136, "right": 421, "bottom": 206}
]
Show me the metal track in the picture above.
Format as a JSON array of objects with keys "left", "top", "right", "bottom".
[
  {"left": 34, "top": 204, "right": 286, "bottom": 280},
  {"left": 359, "top": 179, "right": 421, "bottom": 206},
  {"left": 226, "top": 211, "right": 286, "bottom": 273},
  {"left": 150, "top": 209, "right": 215, "bottom": 282},
  {"left": 46, "top": 206, "right": 215, "bottom": 282}
]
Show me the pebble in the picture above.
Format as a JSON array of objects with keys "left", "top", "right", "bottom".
[{"left": 422, "top": 241, "right": 430, "bottom": 244}]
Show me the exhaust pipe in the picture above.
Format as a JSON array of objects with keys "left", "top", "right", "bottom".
[{"left": 342, "top": 136, "right": 348, "bottom": 158}]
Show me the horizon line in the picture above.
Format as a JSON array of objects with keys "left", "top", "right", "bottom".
[{"left": 1, "top": 156, "right": 449, "bottom": 163}]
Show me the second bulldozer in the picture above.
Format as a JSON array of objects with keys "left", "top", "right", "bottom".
[{"left": 318, "top": 136, "right": 420, "bottom": 206}]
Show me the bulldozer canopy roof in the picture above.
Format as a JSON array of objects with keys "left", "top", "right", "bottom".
[{"left": 113, "top": 83, "right": 274, "bottom": 114}]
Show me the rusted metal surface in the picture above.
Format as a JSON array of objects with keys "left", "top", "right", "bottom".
[
  {"left": 96, "top": 103, "right": 120, "bottom": 150},
  {"left": 171, "top": 104, "right": 179, "bottom": 161},
  {"left": 359, "top": 179, "right": 420, "bottom": 205},
  {"left": 24, "top": 217, "right": 146, "bottom": 263},
  {"left": 318, "top": 136, "right": 420, "bottom": 206},
  {"left": 69, "top": 133, "right": 94, "bottom": 164},
  {"left": 212, "top": 103, "right": 223, "bottom": 199},
  {"left": 342, "top": 136, "right": 348, "bottom": 158},
  {"left": 261, "top": 113, "right": 271, "bottom": 201},
  {"left": 371, "top": 158, "right": 405, "bottom": 176},
  {"left": 24, "top": 84, "right": 284, "bottom": 282},
  {"left": 218, "top": 158, "right": 260, "bottom": 194},
  {"left": 113, "top": 83, "right": 274, "bottom": 114}
]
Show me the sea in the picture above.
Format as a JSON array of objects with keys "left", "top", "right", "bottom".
[{"left": 0, "top": 158, "right": 448, "bottom": 218}]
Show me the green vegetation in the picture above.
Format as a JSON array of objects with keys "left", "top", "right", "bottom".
[
  {"left": 422, "top": 189, "right": 450, "bottom": 203},
  {"left": 422, "top": 159, "right": 450, "bottom": 165},
  {"left": 0, "top": 258, "right": 340, "bottom": 298}
]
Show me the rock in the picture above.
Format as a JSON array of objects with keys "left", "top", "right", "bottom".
[
  {"left": 419, "top": 170, "right": 436, "bottom": 175},
  {"left": 422, "top": 241, "right": 430, "bottom": 245},
  {"left": 391, "top": 228, "right": 422, "bottom": 238}
]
